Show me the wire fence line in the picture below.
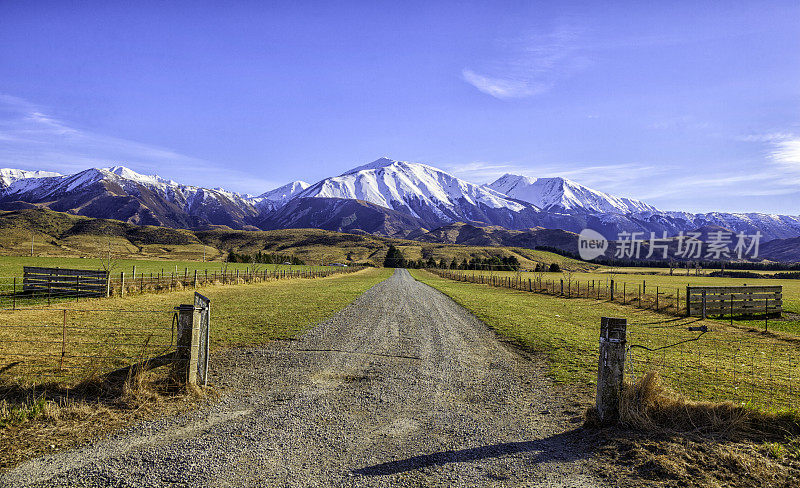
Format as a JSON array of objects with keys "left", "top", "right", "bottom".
[
  {"left": 429, "top": 268, "right": 780, "bottom": 319},
  {"left": 430, "top": 268, "right": 800, "bottom": 412},
  {"left": 624, "top": 324, "right": 800, "bottom": 411},
  {"left": 0, "top": 308, "right": 180, "bottom": 385},
  {"left": 0, "top": 265, "right": 364, "bottom": 311}
]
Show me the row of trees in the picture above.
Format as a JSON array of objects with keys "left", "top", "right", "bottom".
[
  {"left": 383, "top": 245, "right": 527, "bottom": 271},
  {"left": 226, "top": 251, "right": 305, "bottom": 265}
]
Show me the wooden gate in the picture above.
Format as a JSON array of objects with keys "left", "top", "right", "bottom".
[
  {"left": 686, "top": 285, "right": 782, "bottom": 318},
  {"left": 22, "top": 267, "right": 109, "bottom": 298}
]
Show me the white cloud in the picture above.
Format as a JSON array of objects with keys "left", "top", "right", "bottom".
[
  {"left": 445, "top": 159, "right": 668, "bottom": 200},
  {"left": 443, "top": 161, "right": 518, "bottom": 182},
  {"left": 771, "top": 137, "right": 800, "bottom": 169},
  {"left": 461, "top": 70, "right": 547, "bottom": 99},
  {"left": 0, "top": 94, "right": 280, "bottom": 194},
  {"left": 462, "top": 25, "right": 588, "bottom": 99}
]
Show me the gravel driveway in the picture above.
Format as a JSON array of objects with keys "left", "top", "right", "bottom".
[{"left": 3, "top": 269, "right": 599, "bottom": 487}]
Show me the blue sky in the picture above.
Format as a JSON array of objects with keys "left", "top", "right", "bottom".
[{"left": 1, "top": 1, "right": 798, "bottom": 213}]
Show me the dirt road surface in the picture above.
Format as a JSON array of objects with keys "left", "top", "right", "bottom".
[{"left": 3, "top": 269, "right": 599, "bottom": 487}]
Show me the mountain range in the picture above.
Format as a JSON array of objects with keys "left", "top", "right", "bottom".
[{"left": 1, "top": 157, "right": 799, "bottom": 259}]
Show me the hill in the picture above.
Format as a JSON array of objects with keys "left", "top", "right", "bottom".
[{"left": 0, "top": 207, "right": 590, "bottom": 270}]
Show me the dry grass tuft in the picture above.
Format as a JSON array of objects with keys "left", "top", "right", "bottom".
[
  {"left": 0, "top": 369, "right": 211, "bottom": 473},
  {"left": 616, "top": 371, "right": 800, "bottom": 439}
]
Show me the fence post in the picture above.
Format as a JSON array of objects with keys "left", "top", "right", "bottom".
[
  {"left": 702, "top": 290, "right": 707, "bottom": 319},
  {"left": 120, "top": 271, "right": 125, "bottom": 297},
  {"left": 106, "top": 273, "right": 111, "bottom": 298},
  {"left": 596, "top": 317, "right": 627, "bottom": 425},
  {"left": 685, "top": 286, "right": 690, "bottom": 316},
  {"left": 194, "top": 292, "right": 211, "bottom": 386},
  {"left": 12, "top": 277, "right": 16, "bottom": 310},
  {"left": 610, "top": 279, "right": 614, "bottom": 301},
  {"left": 194, "top": 270, "right": 198, "bottom": 289},
  {"left": 174, "top": 304, "right": 200, "bottom": 385},
  {"left": 60, "top": 309, "right": 67, "bottom": 370},
  {"left": 132, "top": 265, "right": 136, "bottom": 282}
]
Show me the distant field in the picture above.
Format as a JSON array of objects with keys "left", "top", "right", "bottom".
[
  {"left": 597, "top": 266, "right": 793, "bottom": 276},
  {"left": 446, "top": 268, "right": 800, "bottom": 317},
  {"left": 411, "top": 269, "right": 800, "bottom": 412},
  {"left": 0, "top": 256, "right": 326, "bottom": 278}
]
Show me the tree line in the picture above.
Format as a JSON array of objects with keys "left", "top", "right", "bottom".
[
  {"left": 227, "top": 251, "right": 305, "bottom": 265},
  {"left": 383, "top": 245, "right": 525, "bottom": 270}
]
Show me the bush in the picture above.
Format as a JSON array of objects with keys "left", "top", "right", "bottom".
[{"left": 548, "top": 263, "right": 561, "bottom": 272}]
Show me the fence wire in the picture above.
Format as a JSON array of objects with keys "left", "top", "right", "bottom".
[
  {"left": 0, "top": 265, "right": 363, "bottom": 311},
  {"left": 0, "top": 308, "right": 178, "bottom": 384},
  {"left": 625, "top": 324, "right": 800, "bottom": 411}
]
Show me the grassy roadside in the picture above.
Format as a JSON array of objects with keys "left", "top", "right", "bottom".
[
  {"left": 410, "top": 269, "right": 800, "bottom": 487},
  {"left": 409, "top": 269, "right": 800, "bottom": 411},
  {"left": 0, "top": 267, "right": 391, "bottom": 472}
]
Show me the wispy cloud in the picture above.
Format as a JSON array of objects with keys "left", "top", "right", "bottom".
[
  {"left": 0, "top": 94, "right": 280, "bottom": 194},
  {"left": 771, "top": 136, "right": 800, "bottom": 172},
  {"left": 462, "top": 25, "right": 588, "bottom": 99},
  {"left": 636, "top": 133, "right": 800, "bottom": 204},
  {"left": 461, "top": 70, "right": 546, "bottom": 99},
  {"left": 444, "top": 159, "right": 668, "bottom": 197}
]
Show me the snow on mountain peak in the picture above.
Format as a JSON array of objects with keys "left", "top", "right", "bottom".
[
  {"left": 0, "top": 168, "right": 62, "bottom": 189},
  {"left": 298, "top": 158, "right": 530, "bottom": 222},
  {"left": 339, "top": 157, "right": 402, "bottom": 176},
  {"left": 103, "top": 165, "right": 178, "bottom": 187},
  {"left": 259, "top": 180, "right": 311, "bottom": 202},
  {"left": 486, "top": 173, "right": 659, "bottom": 214}
]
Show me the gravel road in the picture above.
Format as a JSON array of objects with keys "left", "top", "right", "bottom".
[{"left": 4, "top": 269, "right": 600, "bottom": 487}]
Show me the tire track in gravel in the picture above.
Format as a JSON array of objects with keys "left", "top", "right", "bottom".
[{"left": 3, "top": 269, "right": 600, "bottom": 487}]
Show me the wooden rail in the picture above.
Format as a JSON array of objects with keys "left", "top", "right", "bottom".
[
  {"left": 22, "top": 266, "right": 108, "bottom": 298},
  {"left": 686, "top": 285, "right": 782, "bottom": 317}
]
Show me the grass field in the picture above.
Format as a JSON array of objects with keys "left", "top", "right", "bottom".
[
  {"left": 0, "top": 255, "right": 330, "bottom": 278},
  {"left": 0, "top": 267, "right": 392, "bottom": 386},
  {"left": 438, "top": 268, "right": 800, "bottom": 334},
  {"left": 411, "top": 269, "right": 800, "bottom": 413}
]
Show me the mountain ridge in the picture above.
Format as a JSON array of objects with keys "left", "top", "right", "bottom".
[{"left": 2, "top": 159, "right": 800, "bottom": 244}]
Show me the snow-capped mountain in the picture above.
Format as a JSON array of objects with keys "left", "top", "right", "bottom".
[
  {"left": 296, "top": 157, "right": 538, "bottom": 229},
  {"left": 2, "top": 158, "right": 800, "bottom": 245},
  {"left": 0, "top": 166, "right": 260, "bottom": 229},
  {"left": 486, "top": 174, "right": 659, "bottom": 214},
  {"left": 253, "top": 180, "right": 310, "bottom": 210},
  {"left": 0, "top": 168, "right": 61, "bottom": 190}
]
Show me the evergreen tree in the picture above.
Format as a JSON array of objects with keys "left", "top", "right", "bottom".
[{"left": 383, "top": 245, "right": 406, "bottom": 268}]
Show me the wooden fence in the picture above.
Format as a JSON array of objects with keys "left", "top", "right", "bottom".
[
  {"left": 22, "top": 266, "right": 108, "bottom": 298},
  {"left": 686, "top": 285, "right": 782, "bottom": 318}
]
